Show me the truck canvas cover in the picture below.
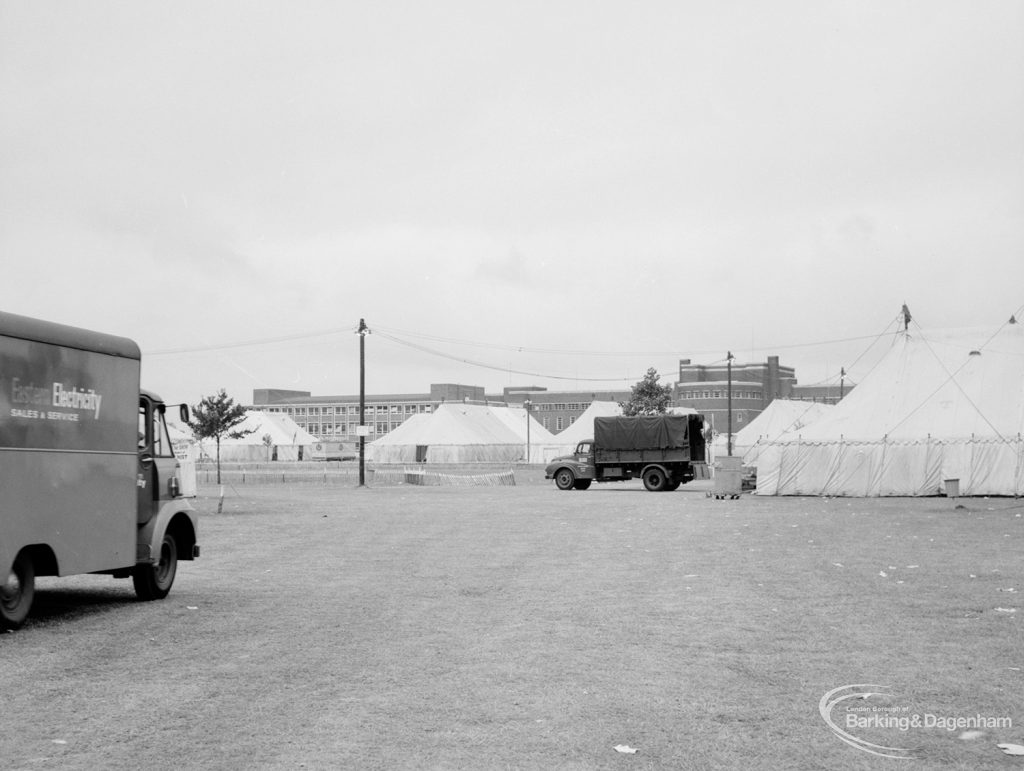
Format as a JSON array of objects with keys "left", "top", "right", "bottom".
[{"left": 594, "top": 415, "right": 690, "bottom": 450}]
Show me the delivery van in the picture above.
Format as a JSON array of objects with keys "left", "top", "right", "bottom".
[{"left": 0, "top": 311, "right": 199, "bottom": 629}]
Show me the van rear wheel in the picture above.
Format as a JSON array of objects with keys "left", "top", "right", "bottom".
[
  {"left": 1, "top": 551, "right": 35, "bottom": 630},
  {"left": 133, "top": 534, "right": 178, "bottom": 601},
  {"left": 642, "top": 467, "right": 667, "bottom": 492}
]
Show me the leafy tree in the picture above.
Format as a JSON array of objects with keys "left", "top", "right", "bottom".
[
  {"left": 189, "top": 389, "right": 255, "bottom": 483},
  {"left": 620, "top": 367, "right": 673, "bottom": 416}
]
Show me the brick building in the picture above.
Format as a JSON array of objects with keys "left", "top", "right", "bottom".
[{"left": 251, "top": 355, "right": 850, "bottom": 441}]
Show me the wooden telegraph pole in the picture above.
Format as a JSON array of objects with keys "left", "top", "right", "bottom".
[
  {"left": 357, "top": 318, "right": 369, "bottom": 487},
  {"left": 726, "top": 351, "right": 734, "bottom": 457}
]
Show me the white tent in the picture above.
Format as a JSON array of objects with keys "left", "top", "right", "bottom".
[
  {"left": 713, "top": 399, "right": 833, "bottom": 463},
  {"left": 756, "top": 322, "right": 1024, "bottom": 496},
  {"left": 538, "top": 401, "right": 622, "bottom": 462},
  {"left": 194, "top": 411, "right": 319, "bottom": 463},
  {"left": 366, "top": 403, "right": 556, "bottom": 463}
]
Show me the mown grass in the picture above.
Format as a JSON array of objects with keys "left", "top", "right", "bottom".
[{"left": 1, "top": 482, "right": 1022, "bottom": 770}]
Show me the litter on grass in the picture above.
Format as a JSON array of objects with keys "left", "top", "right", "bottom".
[
  {"left": 613, "top": 745, "right": 638, "bottom": 754},
  {"left": 997, "top": 743, "right": 1024, "bottom": 756}
]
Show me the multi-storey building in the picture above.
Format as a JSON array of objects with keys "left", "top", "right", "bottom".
[
  {"left": 501, "top": 387, "right": 631, "bottom": 433},
  {"left": 250, "top": 384, "right": 492, "bottom": 441},
  {"left": 673, "top": 355, "right": 796, "bottom": 434},
  {"left": 251, "top": 356, "right": 849, "bottom": 441}
]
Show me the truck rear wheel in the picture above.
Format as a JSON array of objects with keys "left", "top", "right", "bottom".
[
  {"left": 133, "top": 533, "right": 178, "bottom": 601},
  {"left": 554, "top": 468, "right": 576, "bottom": 491},
  {"left": 573, "top": 479, "right": 592, "bottom": 490},
  {"left": 642, "top": 467, "right": 668, "bottom": 492},
  {"left": 1, "top": 551, "right": 35, "bottom": 630}
]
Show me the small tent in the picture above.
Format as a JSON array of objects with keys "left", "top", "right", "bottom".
[
  {"left": 367, "top": 403, "right": 555, "bottom": 463},
  {"left": 539, "top": 401, "right": 622, "bottom": 462},
  {"left": 194, "top": 411, "right": 319, "bottom": 463},
  {"left": 714, "top": 399, "right": 833, "bottom": 464},
  {"left": 755, "top": 322, "right": 1024, "bottom": 496}
]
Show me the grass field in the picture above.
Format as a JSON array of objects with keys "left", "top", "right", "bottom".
[{"left": 1, "top": 479, "right": 1022, "bottom": 770}]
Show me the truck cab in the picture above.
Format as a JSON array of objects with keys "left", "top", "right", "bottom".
[
  {"left": 545, "top": 441, "right": 596, "bottom": 490},
  {"left": 132, "top": 391, "right": 199, "bottom": 599}
]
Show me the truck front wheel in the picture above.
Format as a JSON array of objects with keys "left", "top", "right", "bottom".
[
  {"left": 0, "top": 552, "right": 35, "bottom": 630},
  {"left": 642, "top": 467, "right": 668, "bottom": 492},
  {"left": 554, "top": 468, "right": 576, "bottom": 491},
  {"left": 133, "top": 533, "right": 178, "bottom": 601}
]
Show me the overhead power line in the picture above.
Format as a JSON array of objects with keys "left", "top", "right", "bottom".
[
  {"left": 146, "top": 327, "right": 352, "bottom": 355},
  {"left": 373, "top": 330, "right": 645, "bottom": 382},
  {"left": 146, "top": 321, "right": 895, "bottom": 360}
]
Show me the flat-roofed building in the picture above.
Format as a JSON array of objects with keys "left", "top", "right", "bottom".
[
  {"left": 251, "top": 354, "right": 846, "bottom": 441},
  {"left": 250, "top": 384, "right": 493, "bottom": 442}
]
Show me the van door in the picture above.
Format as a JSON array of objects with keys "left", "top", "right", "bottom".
[
  {"left": 137, "top": 396, "right": 180, "bottom": 524},
  {"left": 137, "top": 399, "right": 158, "bottom": 524}
]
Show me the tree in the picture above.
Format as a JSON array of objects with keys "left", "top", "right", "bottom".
[
  {"left": 620, "top": 367, "right": 673, "bottom": 416},
  {"left": 189, "top": 389, "right": 255, "bottom": 484}
]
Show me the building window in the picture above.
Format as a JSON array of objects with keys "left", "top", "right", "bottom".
[{"left": 556, "top": 417, "right": 564, "bottom": 431}]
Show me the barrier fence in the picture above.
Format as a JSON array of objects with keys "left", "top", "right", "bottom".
[{"left": 195, "top": 463, "right": 523, "bottom": 487}]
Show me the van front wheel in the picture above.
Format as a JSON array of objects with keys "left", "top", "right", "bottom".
[
  {"left": 554, "top": 468, "right": 576, "bottom": 491},
  {"left": 133, "top": 534, "right": 178, "bottom": 601},
  {"left": 0, "top": 552, "right": 35, "bottom": 630}
]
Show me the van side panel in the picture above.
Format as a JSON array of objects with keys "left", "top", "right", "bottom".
[{"left": 0, "top": 334, "right": 139, "bottom": 576}]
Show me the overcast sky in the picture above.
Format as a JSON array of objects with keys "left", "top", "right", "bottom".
[{"left": 2, "top": 1, "right": 1022, "bottom": 405}]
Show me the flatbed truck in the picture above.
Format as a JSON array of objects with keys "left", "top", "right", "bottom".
[{"left": 544, "top": 413, "right": 709, "bottom": 492}]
